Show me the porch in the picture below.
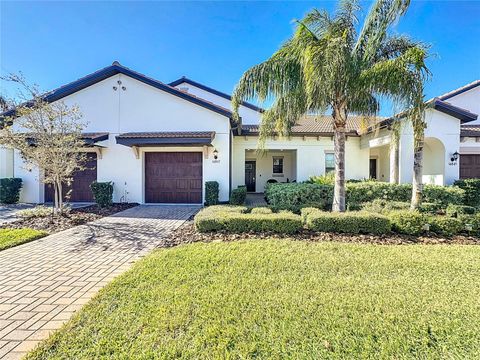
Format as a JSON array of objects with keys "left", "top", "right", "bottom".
[{"left": 244, "top": 149, "right": 297, "bottom": 193}]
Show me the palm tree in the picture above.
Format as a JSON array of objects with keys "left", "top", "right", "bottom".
[{"left": 233, "top": 0, "right": 429, "bottom": 212}]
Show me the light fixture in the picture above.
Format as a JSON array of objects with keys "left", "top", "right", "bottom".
[
  {"left": 213, "top": 148, "right": 219, "bottom": 160},
  {"left": 450, "top": 151, "right": 459, "bottom": 162}
]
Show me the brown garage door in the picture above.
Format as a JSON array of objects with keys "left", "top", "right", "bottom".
[
  {"left": 45, "top": 153, "right": 97, "bottom": 202},
  {"left": 460, "top": 154, "right": 480, "bottom": 179},
  {"left": 145, "top": 152, "right": 202, "bottom": 203}
]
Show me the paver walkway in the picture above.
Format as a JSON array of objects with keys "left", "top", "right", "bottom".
[{"left": 0, "top": 205, "right": 199, "bottom": 359}]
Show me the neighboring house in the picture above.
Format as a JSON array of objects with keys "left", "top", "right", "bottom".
[{"left": 0, "top": 62, "right": 478, "bottom": 204}]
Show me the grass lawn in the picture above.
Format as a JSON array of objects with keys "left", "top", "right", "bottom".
[
  {"left": 27, "top": 240, "right": 480, "bottom": 359},
  {"left": 0, "top": 228, "right": 47, "bottom": 251}
]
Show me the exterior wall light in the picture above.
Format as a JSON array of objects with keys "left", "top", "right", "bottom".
[
  {"left": 450, "top": 151, "right": 459, "bottom": 162},
  {"left": 213, "top": 148, "right": 219, "bottom": 160}
]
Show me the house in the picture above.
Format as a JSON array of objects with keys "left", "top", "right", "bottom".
[{"left": 0, "top": 62, "right": 479, "bottom": 204}]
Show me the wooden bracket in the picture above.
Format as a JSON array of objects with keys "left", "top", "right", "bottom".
[
  {"left": 203, "top": 145, "right": 209, "bottom": 159},
  {"left": 132, "top": 146, "right": 140, "bottom": 159},
  {"left": 94, "top": 147, "right": 103, "bottom": 159}
]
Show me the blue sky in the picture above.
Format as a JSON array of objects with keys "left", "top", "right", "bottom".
[{"left": 1, "top": 1, "right": 479, "bottom": 116}]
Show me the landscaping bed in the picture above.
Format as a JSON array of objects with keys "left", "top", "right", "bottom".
[
  {"left": 0, "top": 228, "right": 48, "bottom": 250},
  {"left": 26, "top": 240, "right": 480, "bottom": 358},
  {"left": 0, "top": 203, "right": 138, "bottom": 234}
]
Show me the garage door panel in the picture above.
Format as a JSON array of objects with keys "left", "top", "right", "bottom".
[
  {"left": 145, "top": 152, "right": 203, "bottom": 203},
  {"left": 45, "top": 153, "right": 97, "bottom": 202},
  {"left": 460, "top": 154, "right": 480, "bottom": 179}
]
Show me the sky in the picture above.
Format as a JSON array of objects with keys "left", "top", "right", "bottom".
[{"left": 1, "top": 0, "right": 479, "bottom": 116}]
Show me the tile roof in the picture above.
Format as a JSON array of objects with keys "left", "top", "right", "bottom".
[
  {"left": 239, "top": 115, "right": 383, "bottom": 136},
  {"left": 116, "top": 131, "right": 215, "bottom": 139},
  {"left": 81, "top": 132, "right": 109, "bottom": 142},
  {"left": 461, "top": 125, "right": 480, "bottom": 137}
]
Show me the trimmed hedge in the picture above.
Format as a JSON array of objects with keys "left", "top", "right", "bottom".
[
  {"left": 304, "top": 209, "right": 391, "bottom": 235},
  {"left": 90, "top": 181, "right": 113, "bottom": 207},
  {"left": 265, "top": 183, "right": 333, "bottom": 213},
  {"left": 251, "top": 207, "right": 273, "bottom": 214},
  {"left": 205, "top": 181, "right": 219, "bottom": 206},
  {"left": 230, "top": 186, "right": 247, "bottom": 205},
  {"left": 195, "top": 206, "right": 302, "bottom": 234},
  {"left": 389, "top": 210, "right": 427, "bottom": 236},
  {"left": 0, "top": 178, "right": 23, "bottom": 204},
  {"left": 454, "top": 178, "right": 480, "bottom": 208},
  {"left": 428, "top": 216, "right": 464, "bottom": 237},
  {"left": 446, "top": 204, "right": 476, "bottom": 218},
  {"left": 361, "top": 199, "right": 411, "bottom": 214},
  {"left": 459, "top": 214, "right": 480, "bottom": 236}
]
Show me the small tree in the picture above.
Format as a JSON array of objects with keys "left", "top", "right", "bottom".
[{"left": 0, "top": 74, "right": 87, "bottom": 214}]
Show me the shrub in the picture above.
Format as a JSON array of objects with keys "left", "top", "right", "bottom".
[
  {"left": 205, "top": 181, "right": 219, "bottom": 206},
  {"left": 300, "top": 207, "right": 320, "bottom": 223},
  {"left": 361, "top": 199, "right": 410, "bottom": 214},
  {"left": 389, "top": 210, "right": 427, "bottom": 236},
  {"left": 265, "top": 183, "right": 333, "bottom": 213},
  {"left": 18, "top": 206, "right": 52, "bottom": 219},
  {"left": 429, "top": 216, "right": 464, "bottom": 237},
  {"left": 446, "top": 204, "right": 476, "bottom": 218},
  {"left": 418, "top": 202, "right": 442, "bottom": 214},
  {"left": 423, "top": 185, "right": 464, "bottom": 206},
  {"left": 454, "top": 179, "right": 480, "bottom": 208},
  {"left": 194, "top": 206, "right": 302, "bottom": 234},
  {"left": 0, "top": 178, "right": 23, "bottom": 204},
  {"left": 250, "top": 207, "right": 273, "bottom": 214},
  {"left": 90, "top": 181, "right": 113, "bottom": 207},
  {"left": 304, "top": 210, "right": 391, "bottom": 235},
  {"left": 459, "top": 214, "right": 480, "bottom": 236},
  {"left": 230, "top": 186, "right": 247, "bottom": 205},
  {"left": 307, "top": 172, "right": 334, "bottom": 185},
  {"left": 346, "top": 181, "right": 411, "bottom": 204}
]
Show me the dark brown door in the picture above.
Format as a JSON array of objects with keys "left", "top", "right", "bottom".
[
  {"left": 460, "top": 154, "right": 480, "bottom": 179},
  {"left": 44, "top": 153, "right": 97, "bottom": 202},
  {"left": 369, "top": 158, "right": 377, "bottom": 179},
  {"left": 145, "top": 152, "right": 202, "bottom": 203},
  {"left": 245, "top": 161, "right": 256, "bottom": 192}
]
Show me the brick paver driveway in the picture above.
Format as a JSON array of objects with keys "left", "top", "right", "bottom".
[{"left": 0, "top": 205, "right": 199, "bottom": 359}]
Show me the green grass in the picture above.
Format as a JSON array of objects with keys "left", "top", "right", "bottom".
[
  {"left": 0, "top": 228, "right": 47, "bottom": 251},
  {"left": 27, "top": 240, "right": 480, "bottom": 359}
]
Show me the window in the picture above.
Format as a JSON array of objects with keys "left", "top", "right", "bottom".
[
  {"left": 273, "top": 157, "right": 284, "bottom": 174},
  {"left": 325, "top": 153, "right": 335, "bottom": 173}
]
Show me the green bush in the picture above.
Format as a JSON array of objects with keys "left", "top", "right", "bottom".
[
  {"left": 90, "top": 181, "right": 113, "bottom": 207},
  {"left": 304, "top": 209, "right": 391, "bottom": 235},
  {"left": 361, "top": 199, "right": 410, "bottom": 214},
  {"left": 389, "top": 210, "right": 427, "bottom": 236},
  {"left": 230, "top": 186, "right": 247, "bottom": 205},
  {"left": 418, "top": 202, "right": 442, "bottom": 214},
  {"left": 307, "top": 173, "right": 334, "bottom": 185},
  {"left": 423, "top": 185, "right": 465, "bottom": 206},
  {"left": 428, "top": 216, "right": 464, "bottom": 237},
  {"left": 205, "top": 181, "right": 219, "bottom": 206},
  {"left": 265, "top": 183, "right": 333, "bottom": 213},
  {"left": 194, "top": 206, "right": 302, "bottom": 234},
  {"left": 446, "top": 204, "right": 476, "bottom": 218},
  {"left": 459, "top": 214, "right": 480, "bottom": 236},
  {"left": 0, "top": 178, "right": 23, "bottom": 204},
  {"left": 300, "top": 207, "right": 320, "bottom": 223},
  {"left": 250, "top": 207, "right": 273, "bottom": 214},
  {"left": 454, "top": 179, "right": 480, "bottom": 208},
  {"left": 345, "top": 181, "right": 464, "bottom": 207}
]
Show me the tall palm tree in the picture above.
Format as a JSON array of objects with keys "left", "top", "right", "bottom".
[{"left": 233, "top": 0, "right": 429, "bottom": 212}]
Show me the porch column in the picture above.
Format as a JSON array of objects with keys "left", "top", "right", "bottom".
[
  {"left": 389, "top": 141, "right": 399, "bottom": 184},
  {"left": 398, "top": 125, "right": 414, "bottom": 184}
]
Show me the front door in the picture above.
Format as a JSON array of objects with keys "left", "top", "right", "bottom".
[
  {"left": 369, "top": 158, "right": 377, "bottom": 180},
  {"left": 245, "top": 161, "right": 256, "bottom": 192}
]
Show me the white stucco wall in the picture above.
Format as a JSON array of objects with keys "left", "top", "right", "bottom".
[
  {"left": 444, "top": 86, "right": 480, "bottom": 125},
  {"left": 171, "top": 81, "right": 262, "bottom": 125},
  {"left": 232, "top": 135, "right": 370, "bottom": 190},
  {"left": 13, "top": 73, "right": 232, "bottom": 203}
]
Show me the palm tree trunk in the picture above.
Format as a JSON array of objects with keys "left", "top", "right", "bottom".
[
  {"left": 332, "top": 105, "right": 347, "bottom": 212},
  {"left": 411, "top": 128, "right": 425, "bottom": 209}
]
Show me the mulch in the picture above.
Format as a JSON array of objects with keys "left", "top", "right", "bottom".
[
  {"left": 173, "top": 220, "right": 480, "bottom": 246},
  {"left": 1, "top": 203, "right": 138, "bottom": 234}
]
